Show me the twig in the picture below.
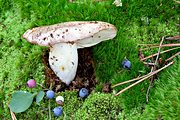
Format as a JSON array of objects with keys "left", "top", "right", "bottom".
[
  {"left": 112, "top": 75, "right": 146, "bottom": 88},
  {"left": 146, "top": 37, "right": 164, "bottom": 102},
  {"left": 114, "top": 61, "right": 174, "bottom": 96},
  {"left": 141, "top": 47, "right": 180, "bottom": 61},
  {"left": 138, "top": 49, "right": 145, "bottom": 59},
  {"left": 141, "top": 44, "right": 179, "bottom": 51},
  {"left": 139, "top": 43, "right": 180, "bottom": 47},
  {"left": 165, "top": 35, "right": 180, "bottom": 41},
  {"left": 143, "top": 62, "right": 156, "bottom": 66},
  {"left": 176, "top": 24, "right": 180, "bottom": 27},
  {"left": 174, "top": 0, "right": 180, "bottom": 4},
  {"left": 165, "top": 51, "right": 180, "bottom": 63}
]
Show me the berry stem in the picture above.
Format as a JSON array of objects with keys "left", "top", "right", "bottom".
[
  {"left": 48, "top": 82, "right": 53, "bottom": 120},
  {"left": 36, "top": 83, "right": 46, "bottom": 89},
  {"left": 48, "top": 99, "right": 52, "bottom": 120},
  {"left": 32, "top": 92, "right": 38, "bottom": 97}
]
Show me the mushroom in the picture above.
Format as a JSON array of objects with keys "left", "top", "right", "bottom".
[{"left": 23, "top": 21, "right": 117, "bottom": 85}]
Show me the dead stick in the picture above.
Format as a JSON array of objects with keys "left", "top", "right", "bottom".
[
  {"left": 146, "top": 37, "right": 164, "bottom": 102},
  {"left": 165, "top": 51, "right": 180, "bottom": 63},
  {"left": 165, "top": 35, "right": 180, "bottom": 41},
  {"left": 141, "top": 44, "right": 179, "bottom": 51},
  {"left": 174, "top": 0, "right": 180, "bottom": 4},
  {"left": 143, "top": 62, "right": 156, "bottom": 66},
  {"left": 112, "top": 75, "right": 147, "bottom": 88},
  {"left": 139, "top": 43, "right": 180, "bottom": 47},
  {"left": 114, "top": 61, "right": 174, "bottom": 96},
  {"left": 141, "top": 47, "right": 180, "bottom": 61},
  {"left": 112, "top": 68, "right": 159, "bottom": 88}
]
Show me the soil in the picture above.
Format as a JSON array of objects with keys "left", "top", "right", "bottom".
[
  {"left": 42, "top": 48, "right": 97, "bottom": 92},
  {"left": 102, "top": 83, "right": 112, "bottom": 93}
]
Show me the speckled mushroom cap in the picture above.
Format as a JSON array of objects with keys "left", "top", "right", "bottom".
[{"left": 23, "top": 21, "right": 117, "bottom": 48}]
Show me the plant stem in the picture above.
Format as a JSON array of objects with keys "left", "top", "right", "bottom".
[
  {"left": 36, "top": 83, "right": 46, "bottom": 89},
  {"left": 10, "top": 109, "right": 17, "bottom": 120},
  {"left": 141, "top": 47, "right": 180, "bottom": 61},
  {"left": 32, "top": 92, "right": 38, "bottom": 97},
  {"left": 114, "top": 61, "right": 174, "bottom": 96},
  {"left": 48, "top": 82, "right": 53, "bottom": 120}
]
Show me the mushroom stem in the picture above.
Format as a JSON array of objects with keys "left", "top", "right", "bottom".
[{"left": 49, "top": 42, "right": 78, "bottom": 85}]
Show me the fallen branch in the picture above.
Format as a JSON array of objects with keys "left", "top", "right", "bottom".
[
  {"left": 141, "top": 47, "right": 180, "bottom": 61},
  {"left": 114, "top": 61, "right": 174, "bottom": 96},
  {"left": 112, "top": 75, "right": 145, "bottom": 88},
  {"left": 165, "top": 51, "right": 180, "bottom": 63},
  {"left": 143, "top": 62, "right": 156, "bottom": 66},
  {"left": 140, "top": 43, "right": 180, "bottom": 51},
  {"left": 146, "top": 37, "right": 164, "bottom": 102},
  {"left": 138, "top": 49, "right": 145, "bottom": 59},
  {"left": 174, "top": 0, "right": 180, "bottom": 4},
  {"left": 139, "top": 43, "right": 180, "bottom": 47},
  {"left": 165, "top": 35, "right": 180, "bottom": 41}
]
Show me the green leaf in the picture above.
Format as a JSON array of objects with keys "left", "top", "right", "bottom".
[
  {"left": 36, "top": 91, "right": 45, "bottom": 103},
  {"left": 9, "top": 91, "right": 34, "bottom": 113}
]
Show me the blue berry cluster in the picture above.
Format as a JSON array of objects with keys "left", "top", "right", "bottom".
[{"left": 46, "top": 90, "right": 64, "bottom": 117}]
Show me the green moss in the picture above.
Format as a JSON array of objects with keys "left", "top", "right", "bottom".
[
  {"left": 0, "top": 0, "right": 179, "bottom": 119},
  {"left": 75, "top": 93, "right": 122, "bottom": 120},
  {"left": 0, "top": 10, "right": 45, "bottom": 118}
]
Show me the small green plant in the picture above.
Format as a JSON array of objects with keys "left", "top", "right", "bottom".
[
  {"left": 9, "top": 79, "right": 45, "bottom": 113},
  {"left": 9, "top": 79, "right": 65, "bottom": 119}
]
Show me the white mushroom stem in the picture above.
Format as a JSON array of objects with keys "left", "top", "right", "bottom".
[{"left": 49, "top": 42, "right": 78, "bottom": 85}]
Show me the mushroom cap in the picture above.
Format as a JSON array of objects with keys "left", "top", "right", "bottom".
[{"left": 23, "top": 21, "right": 117, "bottom": 48}]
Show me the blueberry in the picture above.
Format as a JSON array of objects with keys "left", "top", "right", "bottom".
[
  {"left": 122, "top": 59, "right": 131, "bottom": 69},
  {"left": 53, "top": 106, "right": 63, "bottom": 117},
  {"left": 27, "top": 79, "right": 36, "bottom": 88},
  {"left": 56, "top": 96, "right": 64, "bottom": 105},
  {"left": 46, "top": 90, "right": 55, "bottom": 99},
  {"left": 79, "top": 88, "right": 89, "bottom": 98}
]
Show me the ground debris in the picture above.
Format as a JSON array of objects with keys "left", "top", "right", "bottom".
[
  {"left": 102, "top": 82, "right": 112, "bottom": 93},
  {"left": 113, "top": 35, "right": 179, "bottom": 100}
]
